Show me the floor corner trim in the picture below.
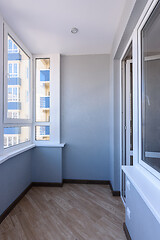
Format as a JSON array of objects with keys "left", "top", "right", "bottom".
[
  {"left": 63, "top": 179, "right": 110, "bottom": 185},
  {"left": 0, "top": 183, "right": 32, "bottom": 224},
  {"left": 123, "top": 222, "right": 132, "bottom": 240}
]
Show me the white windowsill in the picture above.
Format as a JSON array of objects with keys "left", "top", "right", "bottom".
[
  {"left": 122, "top": 165, "right": 160, "bottom": 224},
  {"left": 35, "top": 143, "right": 65, "bottom": 147},
  {"left": 0, "top": 143, "right": 65, "bottom": 165},
  {"left": 0, "top": 144, "right": 36, "bottom": 165}
]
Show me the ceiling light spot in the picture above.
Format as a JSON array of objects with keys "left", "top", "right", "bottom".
[{"left": 71, "top": 27, "right": 78, "bottom": 34}]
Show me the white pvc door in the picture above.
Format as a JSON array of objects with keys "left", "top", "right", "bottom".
[
  {"left": 125, "top": 60, "right": 133, "bottom": 166},
  {"left": 121, "top": 59, "right": 133, "bottom": 204}
]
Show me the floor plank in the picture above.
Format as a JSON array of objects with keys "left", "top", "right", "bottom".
[{"left": 0, "top": 184, "right": 126, "bottom": 240}]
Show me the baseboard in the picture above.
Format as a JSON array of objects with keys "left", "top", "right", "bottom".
[
  {"left": 63, "top": 179, "right": 120, "bottom": 196},
  {"left": 0, "top": 183, "right": 32, "bottom": 224},
  {"left": 63, "top": 179, "right": 110, "bottom": 185},
  {"left": 32, "top": 182, "right": 63, "bottom": 187},
  {"left": 123, "top": 222, "right": 132, "bottom": 240},
  {"left": 109, "top": 182, "right": 120, "bottom": 196}
]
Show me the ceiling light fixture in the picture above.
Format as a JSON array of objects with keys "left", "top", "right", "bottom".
[{"left": 71, "top": 27, "right": 78, "bottom": 34}]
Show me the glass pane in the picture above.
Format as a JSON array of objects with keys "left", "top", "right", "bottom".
[
  {"left": 130, "top": 63, "right": 133, "bottom": 151},
  {"left": 7, "top": 35, "right": 30, "bottom": 119},
  {"left": 141, "top": 2, "right": 160, "bottom": 173},
  {"left": 36, "top": 59, "right": 50, "bottom": 122},
  {"left": 35, "top": 126, "right": 50, "bottom": 141},
  {"left": 4, "top": 126, "right": 30, "bottom": 149}
]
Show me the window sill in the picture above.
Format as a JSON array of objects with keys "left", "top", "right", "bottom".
[
  {"left": 122, "top": 165, "right": 160, "bottom": 224},
  {"left": 35, "top": 143, "right": 65, "bottom": 147},
  {"left": 0, "top": 144, "right": 36, "bottom": 165}
]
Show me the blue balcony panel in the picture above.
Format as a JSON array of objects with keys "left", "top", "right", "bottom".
[
  {"left": 40, "top": 70, "right": 50, "bottom": 82},
  {"left": 8, "top": 78, "right": 21, "bottom": 86},
  {"left": 8, "top": 53, "right": 21, "bottom": 61},
  {"left": 40, "top": 126, "right": 50, "bottom": 135},
  {"left": 40, "top": 97, "right": 50, "bottom": 108},
  {"left": 8, "top": 102, "right": 21, "bottom": 110},
  {"left": 4, "top": 127, "right": 21, "bottom": 135}
]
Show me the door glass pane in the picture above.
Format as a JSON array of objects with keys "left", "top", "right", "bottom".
[
  {"left": 7, "top": 35, "right": 30, "bottom": 119},
  {"left": 130, "top": 63, "right": 133, "bottom": 151},
  {"left": 36, "top": 59, "right": 50, "bottom": 122},
  {"left": 141, "top": 2, "right": 160, "bottom": 173}
]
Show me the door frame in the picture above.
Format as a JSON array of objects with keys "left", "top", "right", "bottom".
[{"left": 120, "top": 41, "right": 133, "bottom": 204}]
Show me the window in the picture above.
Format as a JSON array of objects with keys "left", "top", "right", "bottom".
[
  {"left": 8, "top": 38, "right": 19, "bottom": 53},
  {"left": 5, "top": 35, "right": 31, "bottom": 121},
  {"left": 34, "top": 54, "right": 60, "bottom": 145},
  {"left": 8, "top": 87, "right": 19, "bottom": 102},
  {"left": 8, "top": 62, "right": 19, "bottom": 77},
  {"left": 4, "top": 127, "right": 30, "bottom": 149},
  {"left": 140, "top": 1, "right": 160, "bottom": 175},
  {"left": 2, "top": 23, "right": 33, "bottom": 153},
  {"left": 0, "top": 23, "right": 60, "bottom": 157},
  {"left": 35, "top": 126, "right": 50, "bottom": 141},
  {"left": 36, "top": 58, "right": 50, "bottom": 122}
]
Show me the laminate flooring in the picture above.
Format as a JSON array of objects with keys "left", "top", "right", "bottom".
[{"left": 0, "top": 184, "right": 126, "bottom": 240}]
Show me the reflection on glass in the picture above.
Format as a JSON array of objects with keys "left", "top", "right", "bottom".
[
  {"left": 141, "top": 2, "right": 160, "bottom": 173},
  {"left": 4, "top": 126, "right": 30, "bottom": 148},
  {"left": 36, "top": 59, "right": 50, "bottom": 122},
  {"left": 7, "top": 35, "right": 30, "bottom": 119},
  {"left": 35, "top": 126, "right": 50, "bottom": 141}
]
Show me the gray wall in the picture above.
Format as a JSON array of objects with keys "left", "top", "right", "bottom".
[
  {"left": 0, "top": 150, "right": 32, "bottom": 215},
  {"left": 31, "top": 147, "right": 63, "bottom": 183},
  {"left": 115, "top": 0, "right": 148, "bottom": 59},
  {"left": 61, "top": 54, "right": 110, "bottom": 180},
  {"left": 113, "top": 59, "right": 121, "bottom": 190},
  {"left": 111, "top": 0, "right": 149, "bottom": 191}
]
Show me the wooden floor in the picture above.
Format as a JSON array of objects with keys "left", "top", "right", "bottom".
[{"left": 0, "top": 184, "right": 126, "bottom": 240}]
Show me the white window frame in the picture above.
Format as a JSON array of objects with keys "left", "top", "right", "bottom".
[
  {"left": 33, "top": 54, "right": 60, "bottom": 146},
  {"left": 1, "top": 22, "right": 33, "bottom": 156},
  {"left": 4, "top": 23, "right": 32, "bottom": 124},
  {"left": 0, "top": 15, "right": 3, "bottom": 156},
  {"left": 137, "top": 0, "right": 160, "bottom": 180}
]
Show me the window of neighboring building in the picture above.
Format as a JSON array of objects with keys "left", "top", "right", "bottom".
[
  {"left": 4, "top": 126, "right": 30, "bottom": 149},
  {"left": 140, "top": 1, "right": 160, "bottom": 177}
]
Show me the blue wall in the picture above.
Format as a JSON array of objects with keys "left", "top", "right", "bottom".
[
  {"left": 0, "top": 147, "right": 63, "bottom": 215},
  {"left": 61, "top": 55, "right": 110, "bottom": 180},
  {"left": 31, "top": 147, "right": 62, "bottom": 183},
  {"left": 0, "top": 150, "right": 32, "bottom": 215}
]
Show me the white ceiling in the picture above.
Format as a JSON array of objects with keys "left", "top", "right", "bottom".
[{"left": 0, "top": 0, "right": 128, "bottom": 55}]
